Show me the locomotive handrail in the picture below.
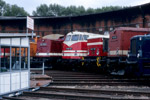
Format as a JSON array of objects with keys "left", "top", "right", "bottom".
[{"left": 126, "top": 60, "right": 137, "bottom": 64}]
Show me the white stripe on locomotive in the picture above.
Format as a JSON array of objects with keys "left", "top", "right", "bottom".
[
  {"left": 36, "top": 53, "right": 62, "bottom": 56},
  {"left": 87, "top": 42, "right": 103, "bottom": 46}
]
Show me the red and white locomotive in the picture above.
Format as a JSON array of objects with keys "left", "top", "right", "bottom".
[{"left": 62, "top": 31, "right": 97, "bottom": 67}]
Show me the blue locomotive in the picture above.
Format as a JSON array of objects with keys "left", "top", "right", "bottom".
[{"left": 127, "top": 34, "right": 150, "bottom": 76}]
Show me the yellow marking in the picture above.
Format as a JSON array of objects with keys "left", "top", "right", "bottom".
[
  {"left": 96, "top": 57, "right": 101, "bottom": 67},
  {"left": 82, "top": 57, "right": 84, "bottom": 66}
]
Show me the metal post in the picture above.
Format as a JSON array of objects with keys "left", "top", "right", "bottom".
[
  {"left": 0, "top": 39, "right": 1, "bottom": 72},
  {"left": 19, "top": 38, "right": 22, "bottom": 89},
  {"left": 10, "top": 38, "right": 12, "bottom": 91},
  {"left": 24, "top": 62, "right": 25, "bottom": 69},
  {"left": 28, "top": 38, "right": 30, "bottom": 88},
  {"left": 4, "top": 48, "right": 5, "bottom": 67},
  {"left": 32, "top": 30, "right": 34, "bottom": 39},
  {"left": 26, "top": 28, "right": 28, "bottom": 37},
  {"left": 24, "top": 47, "right": 26, "bottom": 69},
  {"left": 42, "top": 62, "right": 44, "bottom": 75}
]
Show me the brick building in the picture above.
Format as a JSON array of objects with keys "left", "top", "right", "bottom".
[{"left": 0, "top": 3, "right": 150, "bottom": 36}]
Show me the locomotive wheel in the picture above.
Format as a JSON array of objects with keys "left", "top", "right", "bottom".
[{"left": 96, "top": 57, "right": 101, "bottom": 67}]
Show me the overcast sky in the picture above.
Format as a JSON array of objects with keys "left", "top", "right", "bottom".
[{"left": 3, "top": 0, "right": 150, "bottom": 15}]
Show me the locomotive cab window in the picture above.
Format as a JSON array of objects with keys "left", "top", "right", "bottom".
[
  {"left": 103, "top": 38, "right": 108, "bottom": 52},
  {"left": 83, "top": 35, "right": 89, "bottom": 40},
  {"left": 79, "top": 35, "right": 83, "bottom": 40},
  {"left": 65, "top": 35, "right": 71, "bottom": 41},
  {"left": 71, "top": 35, "right": 79, "bottom": 41},
  {"left": 131, "top": 39, "right": 137, "bottom": 54}
]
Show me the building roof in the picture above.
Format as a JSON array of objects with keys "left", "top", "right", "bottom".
[{"left": 0, "top": 33, "right": 36, "bottom": 37}]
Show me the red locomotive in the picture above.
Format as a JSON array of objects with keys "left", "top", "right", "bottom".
[
  {"left": 84, "top": 34, "right": 109, "bottom": 71},
  {"left": 107, "top": 27, "right": 150, "bottom": 75},
  {"left": 32, "top": 34, "right": 64, "bottom": 68}
]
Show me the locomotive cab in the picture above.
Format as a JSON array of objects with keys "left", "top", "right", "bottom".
[{"left": 127, "top": 35, "right": 150, "bottom": 76}]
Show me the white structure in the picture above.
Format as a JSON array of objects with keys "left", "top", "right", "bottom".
[{"left": 0, "top": 33, "right": 34, "bottom": 97}]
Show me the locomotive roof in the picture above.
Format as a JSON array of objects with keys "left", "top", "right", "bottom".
[
  {"left": 67, "top": 31, "right": 95, "bottom": 36},
  {"left": 131, "top": 34, "right": 150, "bottom": 40},
  {"left": 42, "top": 34, "right": 64, "bottom": 40},
  {"left": 113, "top": 27, "right": 150, "bottom": 32},
  {"left": 88, "top": 34, "right": 109, "bottom": 39}
]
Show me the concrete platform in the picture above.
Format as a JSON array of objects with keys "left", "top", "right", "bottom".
[{"left": 30, "top": 74, "right": 52, "bottom": 88}]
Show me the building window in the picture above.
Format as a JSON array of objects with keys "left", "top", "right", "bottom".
[{"left": 0, "top": 47, "right": 10, "bottom": 72}]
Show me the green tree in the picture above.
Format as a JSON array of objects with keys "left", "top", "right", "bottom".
[
  {"left": 48, "top": 4, "right": 65, "bottom": 16},
  {"left": 95, "top": 6, "right": 123, "bottom": 13},
  {"left": 77, "top": 6, "right": 86, "bottom": 15},
  {"left": 0, "top": 0, "right": 29, "bottom": 16},
  {"left": 3, "top": 4, "right": 29, "bottom": 16},
  {"left": 33, "top": 4, "right": 49, "bottom": 16},
  {"left": 33, "top": 4, "right": 65, "bottom": 16},
  {"left": 0, "top": 0, "right": 6, "bottom": 16},
  {"left": 86, "top": 8, "right": 95, "bottom": 14},
  {"left": 33, "top": 4, "right": 124, "bottom": 16}
]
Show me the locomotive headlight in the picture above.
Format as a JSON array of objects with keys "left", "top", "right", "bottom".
[
  {"left": 137, "top": 50, "right": 142, "bottom": 58},
  {"left": 139, "top": 37, "right": 142, "bottom": 41},
  {"left": 137, "top": 53, "right": 140, "bottom": 58},
  {"left": 116, "top": 49, "right": 119, "bottom": 55},
  {"left": 36, "top": 53, "right": 39, "bottom": 56},
  {"left": 97, "top": 49, "right": 99, "bottom": 55},
  {"left": 127, "top": 54, "right": 130, "bottom": 58}
]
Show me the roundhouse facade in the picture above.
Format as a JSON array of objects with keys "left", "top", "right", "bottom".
[{"left": 0, "top": 3, "right": 150, "bottom": 36}]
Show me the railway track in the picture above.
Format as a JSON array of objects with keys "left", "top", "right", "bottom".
[{"left": 3, "top": 70, "right": 150, "bottom": 100}]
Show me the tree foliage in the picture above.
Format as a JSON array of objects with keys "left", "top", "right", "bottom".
[
  {"left": 0, "top": 0, "right": 5, "bottom": 16},
  {"left": 33, "top": 4, "right": 124, "bottom": 17},
  {"left": 0, "top": 0, "right": 29, "bottom": 16},
  {"left": 0, "top": 0, "right": 124, "bottom": 17}
]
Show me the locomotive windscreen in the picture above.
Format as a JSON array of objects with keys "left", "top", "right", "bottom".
[
  {"left": 65, "top": 35, "right": 71, "bottom": 41},
  {"left": 131, "top": 39, "right": 137, "bottom": 54},
  {"left": 142, "top": 39, "right": 150, "bottom": 56},
  {"left": 71, "top": 35, "right": 79, "bottom": 41},
  {"left": 83, "top": 35, "right": 89, "bottom": 40},
  {"left": 103, "top": 38, "right": 108, "bottom": 52}
]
